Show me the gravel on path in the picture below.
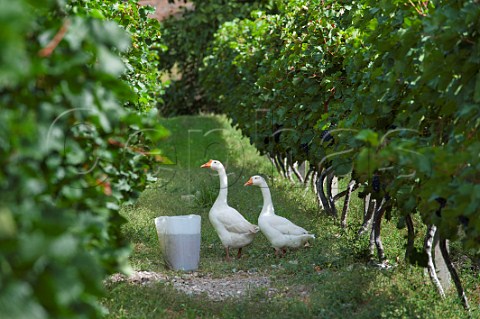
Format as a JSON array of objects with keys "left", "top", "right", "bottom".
[{"left": 107, "top": 270, "right": 278, "bottom": 301}]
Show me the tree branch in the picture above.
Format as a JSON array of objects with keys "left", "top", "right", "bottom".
[
  {"left": 340, "top": 179, "right": 356, "bottom": 228},
  {"left": 424, "top": 224, "right": 446, "bottom": 298},
  {"left": 38, "top": 19, "right": 70, "bottom": 57},
  {"left": 371, "top": 198, "right": 387, "bottom": 262},
  {"left": 326, "top": 172, "right": 338, "bottom": 218},
  {"left": 405, "top": 214, "right": 415, "bottom": 262},
  {"left": 358, "top": 196, "right": 375, "bottom": 237},
  {"left": 439, "top": 237, "right": 470, "bottom": 311}
]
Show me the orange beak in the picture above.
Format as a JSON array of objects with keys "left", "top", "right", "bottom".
[
  {"left": 244, "top": 177, "right": 253, "bottom": 186},
  {"left": 200, "top": 160, "right": 213, "bottom": 168}
]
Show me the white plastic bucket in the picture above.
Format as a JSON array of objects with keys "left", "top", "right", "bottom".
[{"left": 154, "top": 215, "right": 201, "bottom": 271}]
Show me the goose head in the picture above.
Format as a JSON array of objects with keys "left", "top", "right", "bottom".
[
  {"left": 200, "top": 159, "right": 224, "bottom": 171},
  {"left": 244, "top": 175, "right": 266, "bottom": 187}
]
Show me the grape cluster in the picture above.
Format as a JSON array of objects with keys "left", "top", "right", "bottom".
[{"left": 372, "top": 174, "right": 381, "bottom": 193}]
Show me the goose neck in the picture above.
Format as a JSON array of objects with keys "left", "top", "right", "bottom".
[
  {"left": 214, "top": 167, "right": 228, "bottom": 205},
  {"left": 260, "top": 183, "right": 274, "bottom": 215}
]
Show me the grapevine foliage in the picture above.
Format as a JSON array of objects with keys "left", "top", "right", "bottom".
[
  {"left": 201, "top": 0, "right": 480, "bottom": 250},
  {"left": 0, "top": 0, "right": 169, "bottom": 317},
  {"left": 157, "top": 0, "right": 278, "bottom": 115}
]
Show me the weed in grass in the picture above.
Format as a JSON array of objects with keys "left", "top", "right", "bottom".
[{"left": 193, "top": 180, "right": 217, "bottom": 208}]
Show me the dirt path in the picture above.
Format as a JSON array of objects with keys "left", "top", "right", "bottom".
[{"left": 108, "top": 270, "right": 278, "bottom": 301}]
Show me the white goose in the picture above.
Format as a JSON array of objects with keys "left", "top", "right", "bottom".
[
  {"left": 201, "top": 160, "right": 259, "bottom": 261},
  {"left": 245, "top": 175, "right": 315, "bottom": 257}
]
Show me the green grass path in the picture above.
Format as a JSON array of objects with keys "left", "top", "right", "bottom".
[{"left": 103, "top": 115, "right": 474, "bottom": 319}]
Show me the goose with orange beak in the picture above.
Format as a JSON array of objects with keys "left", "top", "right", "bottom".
[
  {"left": 245, "top": 175, "right": 315, "bottom": 257},
  {"left": 200, "top": 160, "right": 259, "bottom": 261}
]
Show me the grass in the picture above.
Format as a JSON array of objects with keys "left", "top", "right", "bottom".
[{"left": 103, "top": 114, "right": 479, "bottom": 319}]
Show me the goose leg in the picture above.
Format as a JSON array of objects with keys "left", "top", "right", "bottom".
[
  {"left": 274, "top": 248, "right": 280, "bottom": 257},
  {"left": 225, "top": 247, "right": 231, "bottom": 262},
  {"left": 236, "top": 247, "right": 242, "bottom": 259},
  {"left": 282, "top": 248, "right": 287, "bottom": 257}
]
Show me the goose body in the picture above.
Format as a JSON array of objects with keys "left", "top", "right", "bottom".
[
  {"left": 201, "top": 160, "right": 259, "bottom": 260},
  {"left": 245, "top": 175, "right": 315, "bottom": 256}
]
